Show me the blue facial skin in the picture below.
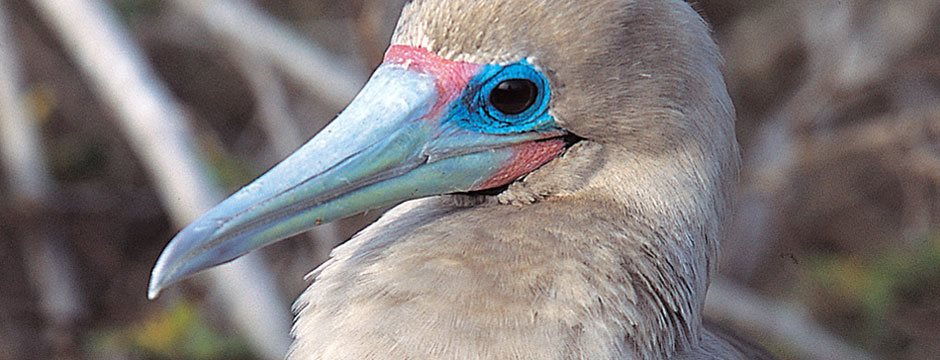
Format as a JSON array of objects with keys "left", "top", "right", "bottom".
[{"left": 447, "top": 60, "right": 557, "bottom": 135}]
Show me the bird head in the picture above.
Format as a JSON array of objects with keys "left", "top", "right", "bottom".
[{"left": 149, "top": 0, "right": 737, "bottom": 298}]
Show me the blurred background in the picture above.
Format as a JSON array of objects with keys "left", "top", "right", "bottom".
[{"left": 0, "top": 0, "right": 937, "bottom": 359}]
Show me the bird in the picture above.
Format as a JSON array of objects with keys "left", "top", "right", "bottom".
[{"left": 149, "top": 0, "right": 773, "bottom": 359}]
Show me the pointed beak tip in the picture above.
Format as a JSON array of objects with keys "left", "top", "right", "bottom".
[
  {"left": 148, "top": 256, "right": 175, "bottom": 300},
  {"left": 147, "top": 267, "right": 168, "bottom": 300},
  {"left": 147, "top": 284, "right": 162, "bottom": 300},
  {"left": 145, "top": 216, "right": 233, "bottom": 300}
]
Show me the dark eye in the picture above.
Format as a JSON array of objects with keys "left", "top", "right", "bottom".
[{"left": 489, "top": 79, "right": 538, "bottom": 115}]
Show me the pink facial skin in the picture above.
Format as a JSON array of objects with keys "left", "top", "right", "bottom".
[
  {"left": 474, "top": 138, "right": 567, "bottom": 190},
  {"left": 383, "top": 45, "right": 567, "bottom": 192},
  {"left": 384, "top": 45, "right": 481, "bottom": 118}
]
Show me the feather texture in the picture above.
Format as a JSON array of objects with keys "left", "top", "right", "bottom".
[{"left": 289, "top": 0, "right": 759, "bottom": 358}]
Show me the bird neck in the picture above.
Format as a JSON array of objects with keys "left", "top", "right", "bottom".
[
  {"left": 490, "top": 138, "right": 732, "bottom": 356},
  {"left": 291, "top": 138, "right": 732, "bottom": 359},
  {"left": 291, "top": 190, "right": 715, "bottom": 359},
  {"left": 484, "top": 186, "right": 715, "bottom": 357}
]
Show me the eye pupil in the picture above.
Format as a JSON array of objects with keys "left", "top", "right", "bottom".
[{"left": 490, "top": 79, "right": 538, "bottom": 115}]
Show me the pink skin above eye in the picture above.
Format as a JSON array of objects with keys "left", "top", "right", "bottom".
[
  {"left": 383, "top": 45, "right": 567, "bottom": 192},
  {"left": 383, "top": 45, "right": 481, "bottom": 118}
]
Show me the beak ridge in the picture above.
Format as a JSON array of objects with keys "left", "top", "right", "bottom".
[{"left": 149, "top": 63, "right": 566, "bottom": 298}]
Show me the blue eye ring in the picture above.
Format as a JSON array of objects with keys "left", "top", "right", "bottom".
[{"left": 448, "top": 61, "right": 555, "bottom": 135}]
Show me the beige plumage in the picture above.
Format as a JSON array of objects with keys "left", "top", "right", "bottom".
[
  {"left": 148, "top": 0, "right": 772, "bottom": 358},
  {"left": 288, "top": 0, "right": 765, "bottom": 359}
]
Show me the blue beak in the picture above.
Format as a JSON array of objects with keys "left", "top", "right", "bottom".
[{"left": 148, "top": 64, "right": 564, "bottom": 298}]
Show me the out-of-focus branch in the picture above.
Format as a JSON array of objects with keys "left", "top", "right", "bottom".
[
  {"left": 707, "top": 278, "right": 875, "bottom": 360},
  {"left": 233, "top": 50, "right": 305, "bottom": 159},
  {"left": 0, "top": 2, "right": 83, "bottom": 358},
  {"left": 0, "top": 6, "right": 49, "bottom": 204},
  {"left": 171, "top": 0, "right": 367, "bottom": 110},
  {"left": 28, "top": 0, "right": 291, "bottom": 359}
]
